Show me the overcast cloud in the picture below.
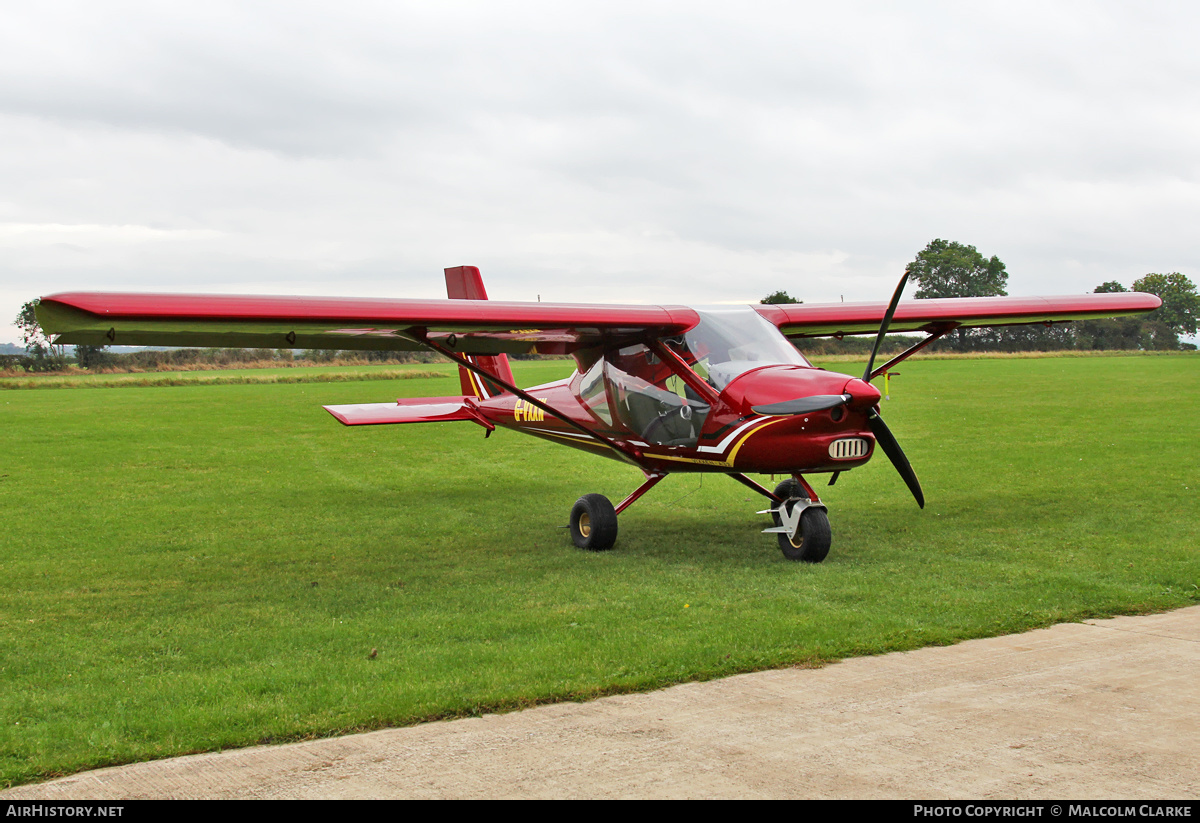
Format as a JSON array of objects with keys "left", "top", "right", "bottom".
[{"left": 3, "top": 0, "right": 1198, "bottom": 343}]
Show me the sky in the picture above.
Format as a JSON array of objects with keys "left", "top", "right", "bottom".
[{"left": 3, "top": 0, "right": 1198, "bottom": 345}]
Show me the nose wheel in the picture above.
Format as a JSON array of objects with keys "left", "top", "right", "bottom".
[{"left": 763, "top": 478, "right": 831, "bottom": 563}]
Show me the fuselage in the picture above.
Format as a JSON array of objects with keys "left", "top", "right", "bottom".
[{"left": 472, "top": 308, "right": 882, "bottom": 476}]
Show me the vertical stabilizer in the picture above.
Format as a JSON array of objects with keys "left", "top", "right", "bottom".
[{"left": 444, "top": 266, "right": 516, "bottom": 398}]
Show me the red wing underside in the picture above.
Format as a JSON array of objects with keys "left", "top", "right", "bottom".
[
  {"left": 36, "top": 290, "right": 1161, "bottom": 355},
  {"left": 35, "top": 293, "right": 699, "bottom": 356}
]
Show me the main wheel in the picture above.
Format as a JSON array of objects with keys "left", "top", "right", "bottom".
[
  {"left": 771, "top": 479, "right": 831, "bottom": 563},
  {"left": 570, "top": 494, "right": 618, "bottom": 550}
]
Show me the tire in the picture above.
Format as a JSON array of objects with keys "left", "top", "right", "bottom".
[
  {"left": 570, "top": 494, "right": 618, "bottom": 550},
  {"left": 773, "top": 478, "right": 802, "bottom": 501},
  {"left": 771, "top": 479, "right": 832, "bottom": 563}
]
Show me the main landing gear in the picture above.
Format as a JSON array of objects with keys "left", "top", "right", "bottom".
[
  {"left": 569, "top": 471, "right": 832, "bottom": 562},
  {"left": 569, "top": 494, "right": 618, "bottom": 550},
  {"left": 569, "top": 471, "right": 667, "bottom": 551}
]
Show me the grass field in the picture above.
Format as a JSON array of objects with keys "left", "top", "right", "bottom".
[
  {"left": 1, "top": 355, "right": 1197, "bottom": 787},
  {"left": 0, "top": 362, "right": 456, "bottom": 390}
]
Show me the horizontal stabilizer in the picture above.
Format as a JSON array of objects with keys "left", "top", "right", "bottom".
[{"left": 324, "top": 396, "right": 493, "bottom": 431}]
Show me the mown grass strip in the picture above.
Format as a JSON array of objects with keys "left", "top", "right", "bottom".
[
  {"left": 7, "top": 349, "right": 1192, "bottom": 387},
  {"left": 0, "top": 367, "right": 453, "bottom": 390},
  {"left": 1, "top": 356, "right": 1196, "bottom": 788},
  {"left": 808, "top": 348, "right": 1197, "bottom": 364}
]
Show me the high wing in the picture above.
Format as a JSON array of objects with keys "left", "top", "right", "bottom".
[
  {"left": 37, "top": 289, "right": 1162, "bottom": 355},
  {"left": 754, "top": 293, "right": 1162, "bottom": 338},
  {"left": 35, "top": 292, "right": 700, "bottom": 356}
]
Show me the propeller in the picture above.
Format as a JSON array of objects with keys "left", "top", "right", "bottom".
[
  {"left": 754, "top": 271, "right": 924, "bottom": 508},
  {"left": 867, "top": 407, "right": 924, "bottom": 508},
  {"left": 861, "top": 271, "right": 923, "bottom": 508},
  {"left": 864, "top": 272, "right": 909, "bottom": 383}
]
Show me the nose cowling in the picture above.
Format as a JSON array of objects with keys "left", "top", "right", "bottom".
[
  {"left": 842, "top": 377, "right": 881, "bottom": 411},
  {"left": 731, "top": 366, "right": 867, "bottom": 417}
]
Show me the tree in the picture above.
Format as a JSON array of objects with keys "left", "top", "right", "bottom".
[
  {"left": 1131, "top": 273, "right": 1198, "bottom": 340},
  {"left": 1077, "top": 282, "right": 1139, "bottom": 350},
  {"left": 1077, "top": 275, "right": 1198, "bottom": 351},
  {"left": 761, "top": 290, "right": 802, "bottom": 304},
  {"left": 905, "top": 239, "right": 1008, "bottom": 350},
  {"left": 905, "top": 239, "right": 1008, "bottom": 300},
  {"left": 13, "top": 300, "right": 68, "bottom": 371},
  {"left": 15, "top": 300, "right": 49, "bottom": 356},
  {"left": 75, "top": 344, "right": 115, "bottom": 370}
]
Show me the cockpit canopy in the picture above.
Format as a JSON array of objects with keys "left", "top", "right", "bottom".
[
  {"left": 676, "top": 309, "right": 812, "bottom": 391},
  {"left": 579, "top": 309, "right": 812, "bottom": 448}
]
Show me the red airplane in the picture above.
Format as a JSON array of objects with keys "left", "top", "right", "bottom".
[{"left": 36, "top": 267, "right": 1160, "bottom": 561}]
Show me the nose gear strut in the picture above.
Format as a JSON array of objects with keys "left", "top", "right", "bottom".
[{"left": 758, "top": 476, "right": 832, "bottom": 562}]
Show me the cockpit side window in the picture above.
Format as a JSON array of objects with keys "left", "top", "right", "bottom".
[
  {"left": 603, "top": 343, "right": 709, "bottom": 448},
  {"left": 579, "top": 356, "right": 612, "bottom": 425}
]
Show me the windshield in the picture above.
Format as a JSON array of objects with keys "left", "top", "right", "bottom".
[{"left": 675, "top": 309, "right": 811, "bottom": 390}]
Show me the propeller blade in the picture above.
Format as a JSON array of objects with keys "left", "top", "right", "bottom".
[
  {"left": 863, "top": 271, "right": 910, "bottom": 383},
  {"left": 752, "top": 394, "right": 851, "bottom": 416},
  {"left": 867, "top": 408, "right": 924, "bottom": 508}
]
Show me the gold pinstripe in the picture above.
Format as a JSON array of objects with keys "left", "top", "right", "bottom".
[
  {"left": 464, "top": 363, "right": 484, "bottom": 399},
  {"left": 518, "top": 426, "right": 612, "bottom": 454},
  {"left": 646, "top": 417, "right": 787, "bottom": 468}
]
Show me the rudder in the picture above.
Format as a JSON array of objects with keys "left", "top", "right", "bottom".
[{"left": 444, "top": 265, "right": 516, "bottom": 398}]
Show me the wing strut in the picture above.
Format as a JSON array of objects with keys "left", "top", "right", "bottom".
[
  {"left": 646, "top": 339, "right": 722, "bottom": 406},
  {"left": 868, "top": 322, "right": 959, "bottom": 381},
  {"left": 729, "top": 473, "right": 785, "bottom": 504},
  {"left": 615, "top": 471, "right": 668, "bottom": 515},
  {"left": 420, "top": 336, "right": 643, "bottom": 465}
]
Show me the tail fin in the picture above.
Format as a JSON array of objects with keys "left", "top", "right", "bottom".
[{"left": 444, "top": 265, "right": 515, "bottom": 399}]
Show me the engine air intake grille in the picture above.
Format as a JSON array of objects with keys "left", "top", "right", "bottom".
[{"left": 829, "top": 438, "right": 869, "bottom": 460}]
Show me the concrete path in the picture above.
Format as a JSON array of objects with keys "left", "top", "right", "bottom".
[{"left": 4, "top": 606, "right": 1197, "bottom": 799}]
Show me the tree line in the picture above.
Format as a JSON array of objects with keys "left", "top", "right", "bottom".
[
  {"left": 764, "top": 239, "right": 1198, "bottom": 353},
  {"left": 9, "top": 242, "right": 1198, "bottom": 372},
  {"left": 4, "top": 305, "right": 444, "bottom": 373},
  {"left": 5, "top": 301, "right": 553, "bottom": 373}
]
